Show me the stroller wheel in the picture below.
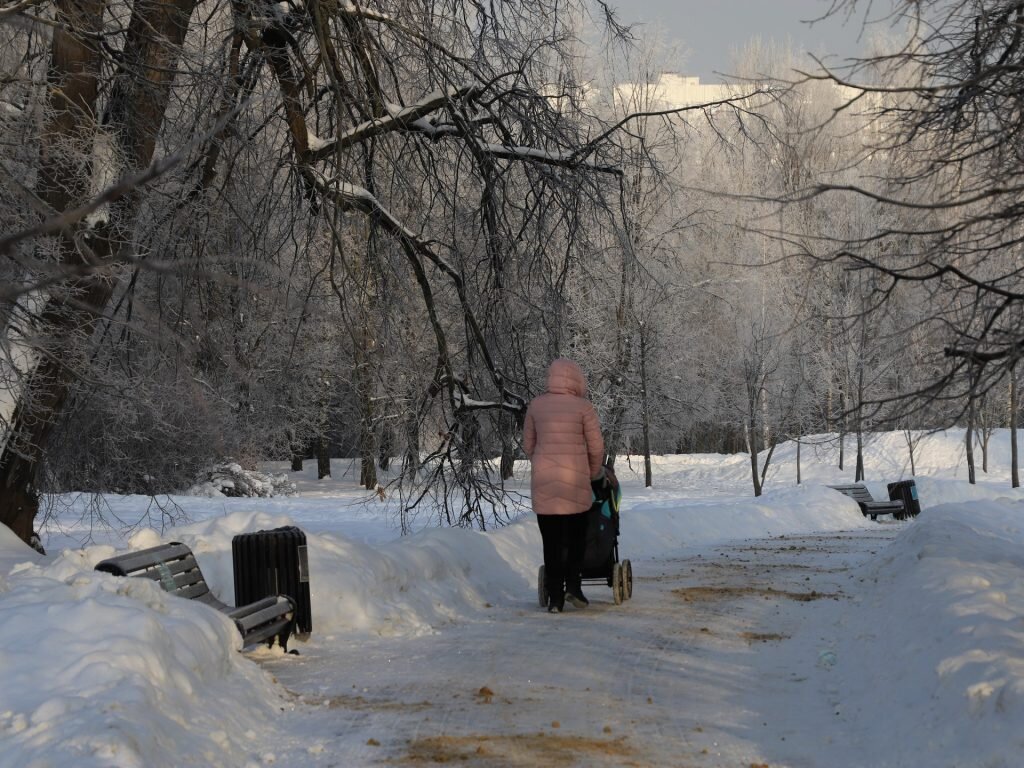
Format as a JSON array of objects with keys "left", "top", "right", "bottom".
[
  {"left": 538, "top": 564, "right": 548, "bottom": 608},
  {"left": 623, "top": 559, "right": 633, "bottom": 600},
  {"left": 612, "top": 563, "right": 624, "bottom": 605}
]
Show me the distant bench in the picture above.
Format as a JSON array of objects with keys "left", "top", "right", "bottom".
[
  {"left": 95, "top": 542, "right": 296, "bottom": 650},
  {"left": 827, "top": 483, "right": 906, "bottom": 521}
]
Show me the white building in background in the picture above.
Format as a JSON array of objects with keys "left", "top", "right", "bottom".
[
  {"left": 612, "top": 73, "right": 746, "bottom": 109},
  {"left": 610, "top": 71, "right": 865, "bottom": 112}
]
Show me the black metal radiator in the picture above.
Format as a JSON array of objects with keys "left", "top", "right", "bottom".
[{"left": 232, "top": 525, "right": 312, "bottom": 636}]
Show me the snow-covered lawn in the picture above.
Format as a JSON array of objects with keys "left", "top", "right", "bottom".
[{"left": 2, "top": 429, "right": 1023, "bottom": 766}]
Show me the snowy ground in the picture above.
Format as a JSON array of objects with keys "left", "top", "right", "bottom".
[{"left": 2, "top": 429, "right": 1024, "bottom": 766}]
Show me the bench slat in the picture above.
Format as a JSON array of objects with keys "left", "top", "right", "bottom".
[
  {"left": 175, "top": 581, "right": 213, "bottom": 601},
  {"left": 225, "top": 595, "right": 286, "bottom": 620},
  {"left": 194, "top": 591, "right": 230, "bottom": 612},
  {"left": 129, "top": 560, "right": 208, "bottom": 595},
  {"left": 233, "top": 600, "right": 295, "bottom": 632},
  {"left": 240, "top": 618, "right": 293, "bottom": 647},
  {"left": 95, "top": 542, "right": 195, "bottom": 576}
]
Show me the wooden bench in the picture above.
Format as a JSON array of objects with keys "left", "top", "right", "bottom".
[
  {"left": 95, "top": 542, "right": 296, "bottom": 650},
  {"left": 827, "top": 483, "right": 905, "bottom": 521}
]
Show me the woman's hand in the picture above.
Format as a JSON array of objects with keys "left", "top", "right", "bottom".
[{"left": 591, "top": 467, "right": 610, "bottom": 500}]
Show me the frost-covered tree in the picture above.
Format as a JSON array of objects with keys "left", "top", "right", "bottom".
[{"left": 809, "top": 0, "right": 1024, "bottom": 424}]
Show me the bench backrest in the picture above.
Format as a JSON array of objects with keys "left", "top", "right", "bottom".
[
  {"left": 828, "top": 484, "right": 876, "bottom": 504},
  {"left": 95, "top": 542, "right": 214, "bottom": 603}
]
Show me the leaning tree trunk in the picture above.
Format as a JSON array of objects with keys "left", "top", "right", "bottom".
[
  {"left": 747, "top": 383, "right": 763, "bottom": 497},
  {"left": 499, "top": 410, "right": 515, "bottom": 481},
  {"left": 748, "top": 422, "right": 762, "bottom": 496},
  {"left": 855, "top": 427, "right": 865, "bottom": 482},
  {"left": 0, "top": 0, "right": 196, "bottom": 543}
]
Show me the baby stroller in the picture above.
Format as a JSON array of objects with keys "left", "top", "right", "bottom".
[{"left": 537, "top": 466, "right": 633, "bottom": 606}]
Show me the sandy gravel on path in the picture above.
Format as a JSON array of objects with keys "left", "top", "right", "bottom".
[{"left": 261, "top": 526, "right": 901, "bottom": 767}]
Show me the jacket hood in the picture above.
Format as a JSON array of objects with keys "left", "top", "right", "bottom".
[{"left": 546, "top": 358, "right": 588, "bottom": 398}]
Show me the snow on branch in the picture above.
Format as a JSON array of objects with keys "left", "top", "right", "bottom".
[
  {"left": 453, "top": 390, "right": 525, "bottom": 414},
  {"left": 570, "top": 87, "right": 781, "bottom": 165},
  {"left": 0, "top": 0, "right": 47, "bottom": 18},
  {"left": 307, "top": 85, "right": 483, "bottom": 161},
  {"left": 0, "top": 101, "right": 24, "bottom": 118},
  {"left": 479, "top": 142, "right": 622, "bottom": 175},
  {"left": 308, "top": 86, "right": 620, "bottom": 174},
  {"left": 305, "top": 170, "right": 524, "bottom": 413},
  {"left": 338, "top": 1, "right": 393, "bottom": 23}
]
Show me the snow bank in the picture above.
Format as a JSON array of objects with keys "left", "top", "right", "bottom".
[
  {"left": 56, "top": 483, "right": 872, "bottom": 641},
  {"left": 0, "top": 552, "right": 285, "bottom": 768},
  {"left": 830, "top": 500, "right": 1024, "bottom": 766},
  {"left": 621, "top": 483, "right": 873, "bottom": 558},
  {"left": 143, "top": 510, "right": 541, "bottom": 638},
  {"left": 0, "top": 519, "right": 42, "bottom": 575}
]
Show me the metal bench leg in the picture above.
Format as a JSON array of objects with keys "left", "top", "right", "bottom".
[{"left": 277, "top": 623, "right": 296, "bottom": 655}]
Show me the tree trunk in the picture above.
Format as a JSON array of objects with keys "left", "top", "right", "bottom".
[
  {"left": 285, "top": 428, "right": 304, "bottom": 471},
  {"left": 748, "top": 383, "right": 762, "bottom": 497},
  {"left": 359, "top": 365, "right": 377, "bottom": 487},
  {"left": 316, "top": 433, "right": 331, "bottom": 480},
  {"left": 1012, "top": 365, "right": 1019, "bottom": 488},
  {"left": 838, "top": 389, "right": 846, "bottom": 471},
  {"left": 499, "top": 411, "right": 515, "bottom": 481},
  {"left": 855, "top": 426, "right": 865, "bottom": 482},
  {"left": 640, "top": 324, "right": 652, "bottom": 488},
  {"left": 796, "top": 436, "right": 801, "bottom": 485},
  {"left": 604, "top": 209, "right": 638, "bottom": 469},
  {"left": 378, "top": 426, "right": 394, "bottom": 472},
  {"left": 359, "top": 363, "right": 377, "bottom": 487},
  {"left": 855, "top": 362, "right": 865, "bottom": 482},
  {"left": 0, "top": 0, "right": 196, "bottom": 544},
  {"left": 748, "top": 423, "right": 762, "bottom": 496},
  {"left": 966, "top": 389, "right": 977, "bottom": 485},
  {"left": 403, "top": 401, "right": 420, "bottom": 479},
  {"left": 904, "top": 429, "right": 917, "bottom": 476}
]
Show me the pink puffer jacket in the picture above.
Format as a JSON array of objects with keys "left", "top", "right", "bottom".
[{"left": 523, "top": 359, "right": 605, "bottom": 516}]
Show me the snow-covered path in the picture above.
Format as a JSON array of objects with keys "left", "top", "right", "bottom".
[{"left": 260, "top": 525, "right": 902, "bottom": 767}]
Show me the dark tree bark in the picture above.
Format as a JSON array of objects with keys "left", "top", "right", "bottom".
[
  {"left": 640, "top": 323, "right": 652, "bottom": 488},
  {"left": 1012, "top": 364, "right": 1019, "bottom": 488},
  {"left": 0, "top": 0, "right": 196, "bottom": 543},
  {"left": 316, "top": 433, "right": 330, "bottom": 480}
]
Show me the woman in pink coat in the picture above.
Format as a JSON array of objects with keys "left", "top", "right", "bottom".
[{"left": 523, "top": 358, "right": 605, "bottom": 612}]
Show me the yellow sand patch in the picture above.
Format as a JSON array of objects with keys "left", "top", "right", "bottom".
[
  {"left": 396, "top": 732, "right": 636, "bottom": 766},
  {"left": 673, "top": 586, "right": 837, "bottom": 602}
]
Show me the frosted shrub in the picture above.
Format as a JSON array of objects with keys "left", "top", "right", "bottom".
[{"left": 187, "top": 462, "right": 297, "bottom": 498}]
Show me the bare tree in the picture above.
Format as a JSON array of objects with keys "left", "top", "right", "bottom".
[{"left": 799, "top": 1, "right": 1024, "bottom": 436}]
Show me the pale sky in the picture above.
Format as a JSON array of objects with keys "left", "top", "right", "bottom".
[{"left": 611, "top": 0, "right": 876, "bottom": 82}]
